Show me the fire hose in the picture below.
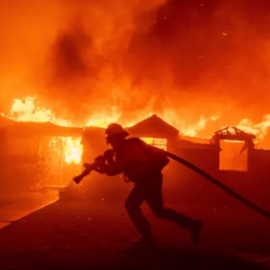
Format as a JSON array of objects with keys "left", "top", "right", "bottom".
[
  {"left": 165, "top": 151, "right": 270, "bottom": 220},
  {"left": 73, "top": 150, "right": 270, "bottom": 220}
]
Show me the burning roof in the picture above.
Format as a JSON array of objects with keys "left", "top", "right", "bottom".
[
  {"left": 0, "top": 115, "right": 82, "bottom": 137},
  {"left": 214, "top": 126, "right": 256, "bottom": 141},
  {"left": 126, "top": 114, "right": 179, "bottom": 139},
  {"left": 1, "top": 95, "right": 270, "bottom": 149}
]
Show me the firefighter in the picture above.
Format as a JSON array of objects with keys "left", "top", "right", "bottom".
[{"left": 95, "top": 123, "right": 202, "bottom": 246}]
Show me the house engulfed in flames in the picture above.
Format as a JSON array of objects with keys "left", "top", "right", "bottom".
[
  {"left": 0, "top": 116, "right": 83, "bottom": 188},
  {"left": 0, "top": 113, "right": 270, "bottom": 190}
]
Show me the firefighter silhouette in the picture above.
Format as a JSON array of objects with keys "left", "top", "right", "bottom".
[{"left": 95, "top": 123, "right": 202, "bottom": 246}]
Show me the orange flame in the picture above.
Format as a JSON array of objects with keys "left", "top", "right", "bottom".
[
  {"left": 48, "top": 136, "right": 83, "bottom": 165},
  {"left": 1, "top": 96, "right": 72, "bottom": 127},
  {"left": 1, "top": 97, "right": 83, "bottom": 164},
  {"left": 63, "top": 137, "right": 83, "bottom": 164},
  {"left": 86, "top": 106, "right": 121, "bottom": 128},
  {"left": 3, "top": 96, "right": 270, "bottom": 151},
  {"left": 179, "top": 116, "right": 207, "bottom": 137},
  {"left": 237, "top": 115, "right": 270, "bottom": 140}
]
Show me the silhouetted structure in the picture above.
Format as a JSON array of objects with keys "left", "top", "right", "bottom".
[
  {"left": 0, "top": 116, "right": 83, "bottom": 188},
  {"left": 127, "top": 114, "right": 179, "bottom": 141},
  {"left": 1, "top": 114, "right": 270, "bottom": 195}
]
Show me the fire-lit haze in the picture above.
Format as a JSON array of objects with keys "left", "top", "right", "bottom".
[{"left": 1, "top": 0, "right": 270, "bottom": 146}]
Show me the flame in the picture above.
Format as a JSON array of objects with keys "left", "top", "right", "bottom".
[
  {"left": 1, "top": 96, "right": 72, "bottom": 127},
  {"left": 179, "top": 116, "right": 207, "bottom": 137},
  {"left": 1, "top": 98, "right": 83, "bottom": 164},
  {"left": 48, "top": 136, "right": 83, "bottom": 165},
  {"left": 236, "top": 115, "right": 270, "bottom": 140},
  {"left": 3, "top": 96, "right": 270, "bottom": 151},
  {"left": 1, "top": 97, "right": 218, "bottom": 138},
  {"left": 86, "top": 106, "right": 121, "bottom": 128},
  {"left": 63, "top": 137, "right": 83, "bottom": 164},
  {"left": 2, "top": 0, "right": 270, "bottom": 156},
  {"left": 85, "top": 109, "right": 213, "bottom": 138}
]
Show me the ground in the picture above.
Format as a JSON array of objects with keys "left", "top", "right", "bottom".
[{"left": 0, "top": 196, "right": 269, "bottom": 270}]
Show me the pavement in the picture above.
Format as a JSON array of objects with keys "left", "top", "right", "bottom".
[
  {"left": 0, "top": 190, "right": 58, "bottom": 230},
  {"left": 0, "top": 195, "right": 269, "bottom": 270}
]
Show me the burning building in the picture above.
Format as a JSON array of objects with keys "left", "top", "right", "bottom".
[
  {"left": 1, "top": 95, "right": 270, "bottom": 209},
  {"left": 2, "top": 0, "right": 270, "bottom": 194},
  {"left": 0, "top": 115, "right": 83, "bottom": 191}
]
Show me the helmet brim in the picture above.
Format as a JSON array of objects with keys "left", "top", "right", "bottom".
[{"left": 105, "top": 130, "right": 129, "bottom": 140}]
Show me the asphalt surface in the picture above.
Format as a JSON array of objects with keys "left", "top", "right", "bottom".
[
  {"left": 0, "top": 191, "right": 58, "bottom": 229},
  {"left": 0, "top": 195, "right": 269, "bottom": 270}
]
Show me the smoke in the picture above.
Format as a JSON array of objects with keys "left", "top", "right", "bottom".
[{"left": 1, "top": 0, "right": 270, "bottom": 127}]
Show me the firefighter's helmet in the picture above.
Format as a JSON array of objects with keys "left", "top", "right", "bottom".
[{"left": 105, "top": 123, "right": 129, "bottom": 140}]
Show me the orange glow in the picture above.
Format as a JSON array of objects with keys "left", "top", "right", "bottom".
[
  {"left": 86, "top": 107, "right": 121, "bottom": 128},
  {"left": 141, "top": 137, "right": 167, "bottom": 151},
  {"left": 141, "top": 137, "right": 154, "bottom": 145},
  {"left": 179, "top": 116, "right": 207, "bottom": 137},
  {"left": 1, "top": 96, "right": 71, "bottom": 127},
  {"left": 85, "top": 111, "right": 214, "bottom": 139},
  {"left": 2, "top": 97, "right": 216, "bottom": 138},
  {"left": 2, "top": 96, "right": 270, "bottom": 150},
  {"left": 219, "top": 140, "right": 247, "bottom": 172},
  {"left": 49, "top": 137, "right": 83, "bottom": 164},
  {"left": 236, "top": 115, "right": 270, "bottom": 140},
  {"left": 223, "top": 140, "right": 245, "bottom": 143},
  {"left": 63, "top": 137, "right": 83, "bottom": 164},
  {"left": 1, "top": 0, "right": 270, "bottom": 152}
]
